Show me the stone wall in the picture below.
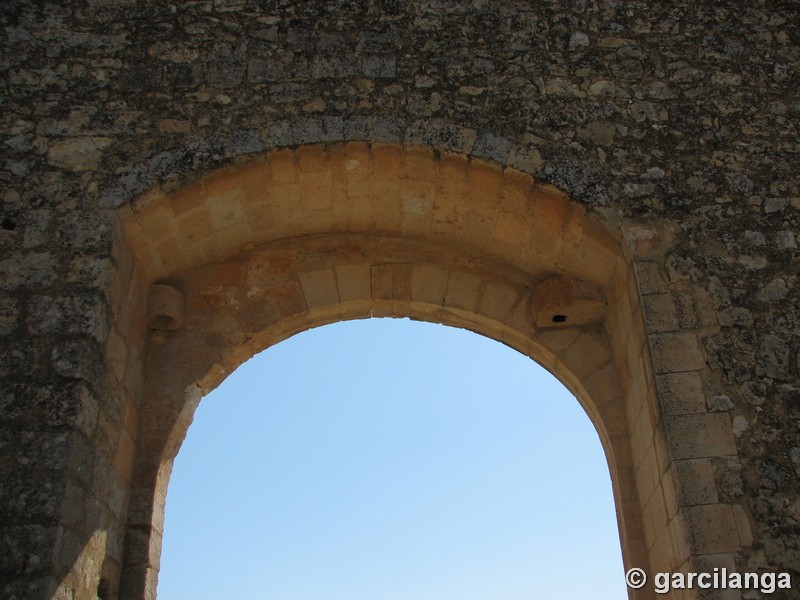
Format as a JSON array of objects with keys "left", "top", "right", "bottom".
[{"left": 1, "top": 2, "right": 797, "bottom": 599}]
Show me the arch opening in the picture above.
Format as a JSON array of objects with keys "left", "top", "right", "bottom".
[
  {"left": 104, "top": 143, "right": 683, "bottom": 600},
  {"left": 157, "top": 318, "right": 628, "bottom": 599}
]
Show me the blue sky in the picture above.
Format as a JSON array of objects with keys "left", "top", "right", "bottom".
[{"left": 158, "top": 318, "right": 626, "bottom": 599}]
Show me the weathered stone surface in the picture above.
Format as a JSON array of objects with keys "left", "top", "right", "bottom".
[
  {"left": 1, "top": 1, "right": 798, "bottom": 599},
  {"left": 47, "top": 137, "right": 113, "bottom": 172}
]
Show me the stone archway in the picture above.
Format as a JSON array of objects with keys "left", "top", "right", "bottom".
[{"left": 105, "top": 143, "right": 729, "bottom": 600}]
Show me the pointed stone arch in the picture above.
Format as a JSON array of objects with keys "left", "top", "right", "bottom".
[{"left": 104, "top": 143, "right": 734, "bottom": 600}]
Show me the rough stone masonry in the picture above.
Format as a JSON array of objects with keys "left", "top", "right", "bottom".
[{"left": 0, "top": 1, "right": 798, "bottom": 599}]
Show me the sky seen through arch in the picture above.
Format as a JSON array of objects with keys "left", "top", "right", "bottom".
[{"left": 158, "top": 318, "right": 626, "bottom": 600}]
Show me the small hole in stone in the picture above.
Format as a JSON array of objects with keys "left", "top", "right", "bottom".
[
  {"left": 552, "top": 314, "right": 568, "bottom": 323},
  {"left": 1, "top": 218, "right": 15, "bottom": 231},
  {"left": 97, "top": 577, "right": 111, "bottom": 600}
]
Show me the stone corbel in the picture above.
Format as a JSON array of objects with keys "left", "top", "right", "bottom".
[
  {"left": 532, "top": 275, "right": 606, "bottom": 328},
  {"left": 147, "top": 283, "right": 184, "bottom": 330}
]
